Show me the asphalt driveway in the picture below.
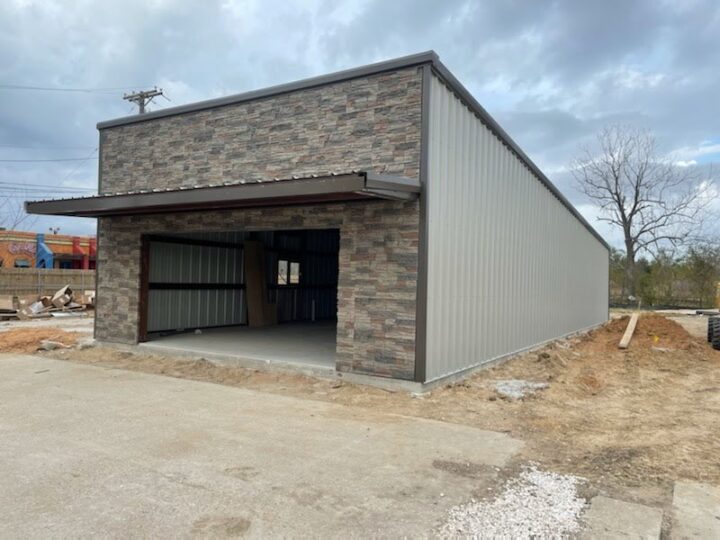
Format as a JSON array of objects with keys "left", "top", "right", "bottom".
[{"left": 0, "top": 355, "right": 522, "bottom": 538}]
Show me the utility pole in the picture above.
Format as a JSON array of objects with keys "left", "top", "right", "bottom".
[{"left": 123, "top": 87, "right": 164, "bottom": 114}]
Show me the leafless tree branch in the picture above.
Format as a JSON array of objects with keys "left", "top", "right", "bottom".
[
  {"left": 572, "top": 125, "right": 715, "bottom": 296},
  {"left": 0, "top": 194, "right": 38, "bottom": 231}
]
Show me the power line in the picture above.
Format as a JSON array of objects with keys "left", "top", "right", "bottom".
[
  {"left": 0, "top": 84, "right": 152, "bottom": 94},
  {"left": 0, "top": 189, "right": 94, "bottom": 195},
  {"left": 58, "top": 147, "right": 99, "bottom": 184},
  {"left": 0, "top": 144, "right": 96, "bottom": 150},
  {"left": 0, "top": 186, "right": 94, "bottom": 194},
  {"left": 0, "top": 181, "right": 94, "bottom": 190},
  {"left": 0, "top": 194, "right": 87, "bottom": 200},
  {"left": 0, "top": 157, "right": 99, "bottom": 162},
  {"left": 0, "top": 190, "right": 90, "bottom": 196},
  {"left": 0, "top": 193, "right": 94, "bottom": 199}
]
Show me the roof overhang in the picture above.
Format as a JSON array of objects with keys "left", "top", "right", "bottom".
[{"left": 25, "top": 172, "right": 420, "bottom": 218}]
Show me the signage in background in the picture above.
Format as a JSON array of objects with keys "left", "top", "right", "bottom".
[{"left": 8, "top": 242, "right": 36, "bottom": 255}]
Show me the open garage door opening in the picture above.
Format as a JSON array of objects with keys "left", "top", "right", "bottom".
[{"left": 139, "top": 228, "right": 340, "bottom": 370}]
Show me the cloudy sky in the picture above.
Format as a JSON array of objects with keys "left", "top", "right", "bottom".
[{"left": 1, "top": 0, "right": 718, "bottom": 247}]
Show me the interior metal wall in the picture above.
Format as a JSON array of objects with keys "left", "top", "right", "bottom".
[
  {"left": 259, "top": 229, "right": 339, "bottom": 322},
  {"left": 146, "top": 229, "right": 338, "bottom": 332},
  {"left": 147, "top": 239, "right": 245, "bottom": 332},
  {"left": 424, "top": 74, "right": 609, "bottom": 381}
]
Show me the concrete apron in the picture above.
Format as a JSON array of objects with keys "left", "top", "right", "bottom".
[
  {"left": 100, "top": 339, "right": 431, "bottom": 393},
  {"left": 96, "top": 320, "right": 604, "bottom": 394},
  {"left": 0, "top": 355, "right": 523, "bottom": 538}
]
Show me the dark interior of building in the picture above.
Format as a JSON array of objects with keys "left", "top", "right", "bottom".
[{"left": 140, "top": 228, "right": 340, "bottom": 368}]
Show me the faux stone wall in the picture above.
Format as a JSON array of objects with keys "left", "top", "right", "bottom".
[
  {"left": 96, "top": 200, "right": 419, "bottom": 380},
  {"left": 99, "top": 67, "right": 422, "bottom": 194}
]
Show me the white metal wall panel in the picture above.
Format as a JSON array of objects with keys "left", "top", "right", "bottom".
[
  {"left": 425, "top": 75, "right": 609, "bottom": 381},
  {"left": 147, "top": 241, "right": 245, "bottom": 332}
]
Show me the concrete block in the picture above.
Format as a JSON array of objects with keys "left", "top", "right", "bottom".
[
  {"left": 582, "top": 496, "right": 663, "bottom": 539},
  {"left": 671, "top": 481, "right": 720, "bottom": 539}
]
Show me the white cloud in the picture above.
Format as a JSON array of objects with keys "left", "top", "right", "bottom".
[{"left": 668, "top": 142, "right": 720, "bottom": 167}]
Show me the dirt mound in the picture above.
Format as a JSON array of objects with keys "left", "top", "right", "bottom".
[
  {"left": 0, "top": 328, "right": 83, "bottom": 353},
  {"left": 583, "top": 313, "right": 696, "bottom": 352}
]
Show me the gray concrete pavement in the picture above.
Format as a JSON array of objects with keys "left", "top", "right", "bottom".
[
  {"left": 581, "top": 496, "right": 663, "bottom": 539},
  {"left": 0, "top": 355, "right": 522, "bottom": 538},
  {"left": 671, "top": 481, "right": 720, "bottom": 539}
]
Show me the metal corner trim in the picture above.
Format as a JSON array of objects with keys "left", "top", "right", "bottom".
[{"left": 414, "top": 63, "right": 432, "bottom": 383}]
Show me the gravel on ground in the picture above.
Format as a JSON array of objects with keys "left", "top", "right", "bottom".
[{"left": 439, "top": 466, "right": 586, "bottom": 538}]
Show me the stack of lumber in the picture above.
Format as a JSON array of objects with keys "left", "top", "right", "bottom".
[{"left": 0, "top": 285, "right": 95, "bottom": 320}]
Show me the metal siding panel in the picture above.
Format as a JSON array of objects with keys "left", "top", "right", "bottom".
[
  {"left": 425, "top": 75, "right": 609, "bottom": 381},
  {"left": 146, "top": 240, "right": 246, "bottom": 332}
]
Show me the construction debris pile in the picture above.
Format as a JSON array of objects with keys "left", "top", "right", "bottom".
[{"left": 0, "top": 285, "right": 95, "bottom": 320}]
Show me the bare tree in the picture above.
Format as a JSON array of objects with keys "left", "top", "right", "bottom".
[
  {"left": 0, "top": 195, "right": 38, "bottom": 231},
  {"left": 572, "top": 125, "right": 713, "bottom": 297}
]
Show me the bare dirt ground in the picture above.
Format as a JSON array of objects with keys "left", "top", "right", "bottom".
[
  {"left": 666, "top": 314, "right": 709, "bottom": 339},
  {"left": 0, "top": 327, "right": 85, "bottom": 353},
  {"left": 4, "top": 313, "right": 718, "bottom": 511}
]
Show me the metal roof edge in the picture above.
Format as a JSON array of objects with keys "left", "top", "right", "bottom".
[
  {"left": 24, "top": 171, "right": 420, "bottom": 217},
  {"left": 96, "top": 51, "right": 438, "bottom": 130},
  {"left": 427, "top": 58, "right": 610, "bottom": 251}
]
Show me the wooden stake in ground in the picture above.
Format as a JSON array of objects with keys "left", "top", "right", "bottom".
[{"left": 619, "top": 313, "right": 640, "bottom": 349}]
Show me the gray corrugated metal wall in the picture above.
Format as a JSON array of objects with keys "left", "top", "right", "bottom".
[
  {"left": 424, "top": 74, "right": 609, "bottom": 381},
  {"left": 259, "top": 230, "right": 339, "bottom": 322},
  {"left": 147, "top": 240, "right": 245, "bottom": 332},
  {"left": 146, "top": 229, "right": 339, "bottom": 332}
]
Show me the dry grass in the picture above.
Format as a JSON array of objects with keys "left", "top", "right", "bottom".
[{"left": 0, "top": 328, "right": 83, "bottom": 353}]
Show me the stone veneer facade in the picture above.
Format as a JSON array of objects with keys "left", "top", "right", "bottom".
[
  {"left": 95, "top": 67, "right": 424, "bottom": 380},
  {"left": 99, "top": 68, "right": 422, "bottom": 193},
  {"left": 96, "top": 201, "right": 419, "bottom": 380}
]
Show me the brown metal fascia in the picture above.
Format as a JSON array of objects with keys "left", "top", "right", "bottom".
[
  {"left": 26, "top": 174, "right": 366, "bottom": 217},
  {"left": 26, "top": 172, "right": 423, "bottom": 217},
  {"left": 364, "top": 172, "right": 421, "bottom": 193},
  {"left": 414, "top": 63, "right": 432, "bottom": 383}
]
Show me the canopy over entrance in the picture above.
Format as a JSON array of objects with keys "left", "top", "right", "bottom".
[{"left": 25, "top": 171, "right": 420, "bottom": 218}]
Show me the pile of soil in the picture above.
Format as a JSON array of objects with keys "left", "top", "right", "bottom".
[
  {"left": 0, "top": 328, "right": 83, "bottom": 353},
  {"left": 586, "top": 313, "right": 698, "bottom": 352}
]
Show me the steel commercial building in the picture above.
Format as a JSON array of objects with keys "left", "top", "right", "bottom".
[{"left": 28, "top": 51, "right": 609, "bottom": 387}]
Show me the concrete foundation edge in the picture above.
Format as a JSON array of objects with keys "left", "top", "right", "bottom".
[{"left": 94, "top": 320, "right": 606, "bottom": 394}]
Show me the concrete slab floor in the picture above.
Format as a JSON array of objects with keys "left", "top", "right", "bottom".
[
  {"left": 143, "top": 321, "right": 337, "bottom": 370},
  {"left": 0, "top": 355, "right": 523, "bottom": 538}
]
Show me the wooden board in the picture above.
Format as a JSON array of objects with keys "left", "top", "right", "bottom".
[
  {"left": 619, "top": 312, "right": 640, "bottom": 349},
  {"left": 244, "top": 240, "right": 277, "bottom": 327},
  {"left": 0, "top": 295, "right": 14, "bottom": 311}
]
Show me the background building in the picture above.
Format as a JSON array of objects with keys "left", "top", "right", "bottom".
[{"left": 0, "top": 230, "right": 96, "bottom": 269}]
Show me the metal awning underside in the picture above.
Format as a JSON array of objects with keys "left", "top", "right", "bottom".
[{"left": 25, "top": 171, "right": 420, "bottom": 217}]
